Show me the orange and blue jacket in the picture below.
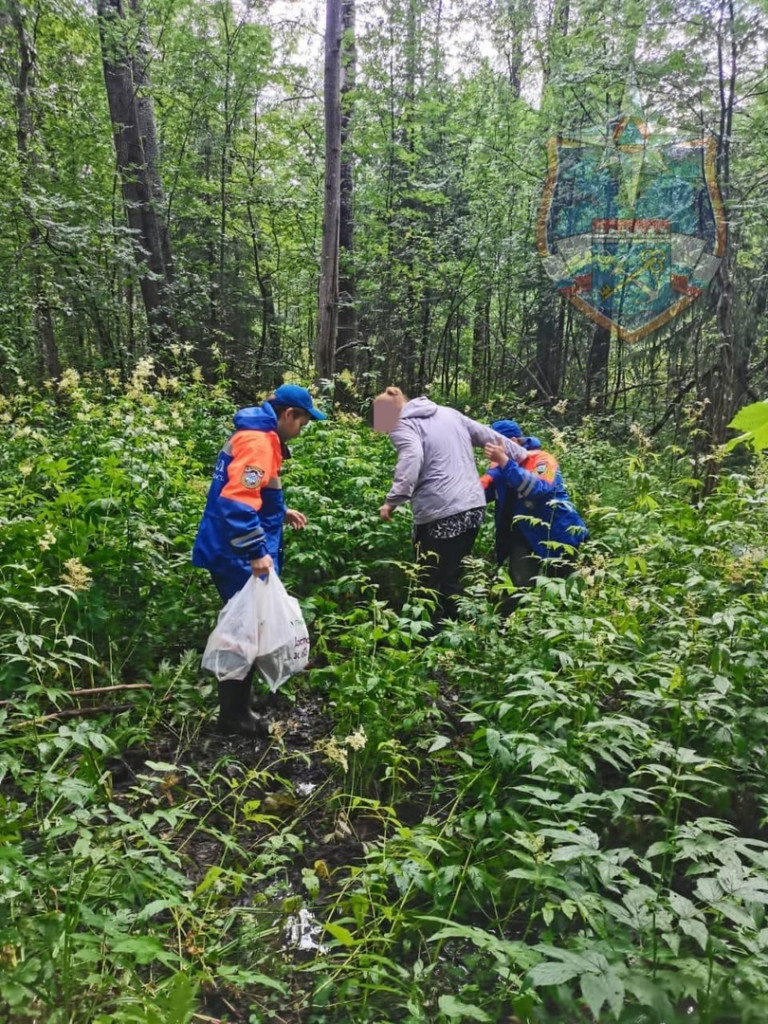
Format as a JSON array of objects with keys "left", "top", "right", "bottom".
[
  {"left": 481, "top": 449, "right": 587, "bottom": 561},
  {"left": 192, "top": 404, "right": 286, "bottom": 574}
]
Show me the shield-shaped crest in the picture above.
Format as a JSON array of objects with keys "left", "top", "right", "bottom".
[{"left": 537, "top": 115, "right": 726, "bottom": 342}]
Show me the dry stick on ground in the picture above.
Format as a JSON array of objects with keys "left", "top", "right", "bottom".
[
  {"left": 10, "top": 704, "right": 131, "bottom": 730},
  {"left": 0, "top": 682, "right": 152, "bottom": 707}
]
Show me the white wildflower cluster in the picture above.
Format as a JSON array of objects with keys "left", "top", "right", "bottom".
[
  {"left": 316, "top": 727, "right": 368, "bottom": 772},
  {"left": 157, "top": 375, "right": 180, "bottom": 393},
  {"left": 57, "top": 368, "right": 82, "bottom": 394},
  {"left": 552, "top": 398, "right": 568, "bottom": 415},
  {"left": 550, "top": 427, "right": 567, "bottom": 452},
  {"left": 19, "top": 461, "right": 34, "bottom": 477},
  {"left": 344, "top": 727, "right": 367, "bottom": 751},
  {"left": 16, "top": 426, "right": 48, "bottom": 445},
  {"left": 38, "top": 525, "right": 56, "bottom": 551},
  {"left": 126, "top": 357, "right": 155, "bottom": 398},
  {"left": 61, "top": 557, "right": 92, "bottom": 592},
  {"left": 629, "top": 422, "right": 652, "bottom": 451},
  {"left": 316, "top": 736, "right": 349, "bottom": 772}
]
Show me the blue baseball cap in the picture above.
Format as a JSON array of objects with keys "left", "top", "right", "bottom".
[
  {"left": 491, "top": 419, "right": 523, "bottom": 439},
  {"left": 273, "top": 384, "right": 327, "bottom": 420}
]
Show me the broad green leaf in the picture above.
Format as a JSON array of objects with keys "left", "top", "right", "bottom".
[
  {"left": 581, "top": 969, "right": 624, "bottom": 1020},
  {"left": 323, "top": 921, "right": 357, "bottom": 946},
  {"left": 437, "top": 995, "right": 491, "bottom": 1021},
  {"left": 528, "top": 961, "right": 580, "bottom": 985},
  {"left": 727, "top": 401, "right": 768, "bottom": 451}
]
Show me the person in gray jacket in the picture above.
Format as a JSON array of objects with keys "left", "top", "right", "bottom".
[{"left": 376, "top": 387, "right": 526, "bottom": 626}]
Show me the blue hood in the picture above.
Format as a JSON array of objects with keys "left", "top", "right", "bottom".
[{"left": 233, "top": 402, "right": 278, "bottom": 432}]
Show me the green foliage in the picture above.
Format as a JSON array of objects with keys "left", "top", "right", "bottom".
[
  {"left": 3, "top": 372, "right": 768, "bottom": 1020},
  {"left": 728, "top": 400, "right": 768, "bottom": 452}
]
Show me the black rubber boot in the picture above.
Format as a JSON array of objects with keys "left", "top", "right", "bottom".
[
  {"left": 217, "top": 680, "right": 268, "bottom": 737},
  {"left": 251, "top": 689, "right": 278, "bottom": 713}
]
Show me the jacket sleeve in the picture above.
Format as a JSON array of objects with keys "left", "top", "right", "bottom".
[
  {"left": 219, "top": 432, "right": 277, "bottom": 559},
  {"left": 460, "top": 414, "right": 527, "bottom": 463},
  {"left": 497, "top": 451, "right": 559, "bottom": 500},
  {"left": 385, "top": 423, "right": 424, "bottom": 507},
  {"left": 480, "top": 465, "right": 502, "bottom": 503}
]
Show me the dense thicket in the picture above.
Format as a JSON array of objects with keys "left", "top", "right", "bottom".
[
  {"left": 3, "top": 5, "right": 768, "bottom": 1019},
  {"left": 1, "top": 0, "right": 767, "bottom": 441},
  {"left": 2, "top": 373, "right": 768, "bottom": 1022}
]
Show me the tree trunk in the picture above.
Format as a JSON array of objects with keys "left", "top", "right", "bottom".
[
  {"left": 97, "top": 0, "right": 173, "bottom": 348},
  {"left": 701, "top": 0, "right": 737, "bottom": 494},
  {"left": 10, "top": 2, "right": 60, "bottom": 380},
  {"left": 127, "top": 0, "right": 173, "bottom": 279},
  {"left": 533, "top": 290, "right": 564, "bottom": 402},
  {"left": 471, "top": 288, "right": 491, "bottom": 397},
  {"left": 315, "top": 0, "right": 343, "bottom": 384},
  {"left": 336, "top": 0, "right": 357, "bottom": 385},
  {"left": 586, "top": 323, "right": 610, "bottom": 413}
]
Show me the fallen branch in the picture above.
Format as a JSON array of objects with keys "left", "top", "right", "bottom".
[
  {"left": 10, "top": 704, "right": 131, "bottom": 730},
  {"left": 0, "top": 682, "right": 151, "bottom": 708}
]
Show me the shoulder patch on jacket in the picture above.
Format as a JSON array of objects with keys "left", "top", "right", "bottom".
[
  {"left": 242, "top": 465, "right": 265, "bottom": 489},
  {"left": 524, "top": 450, "right": 558, "bottom": 483}
]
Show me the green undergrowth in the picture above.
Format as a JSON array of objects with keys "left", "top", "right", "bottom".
[{"left": 2, "top": 370, "right": 768, "bottom": 1022}]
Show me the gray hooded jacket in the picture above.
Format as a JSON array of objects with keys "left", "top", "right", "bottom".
[{"left": 385, "top": 398, "right": 526, "bottom": 525}]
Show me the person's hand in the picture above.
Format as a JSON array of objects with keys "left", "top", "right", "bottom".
[
  {"left": 379, "top": 503, "right": 394, "bottom": 521},
  {"left": 250, "top": 553, "right": 274, "bottom": 577},
  {"left": 285, "top": 508, "right": 307, "bottom": 529},
  {"left": 484, "top": 441, "right": 509, "bottom": 467}
]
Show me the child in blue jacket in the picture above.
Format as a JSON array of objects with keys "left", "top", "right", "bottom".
[{"left": 481, "top": 420, "right": 587, "bottom": 595}]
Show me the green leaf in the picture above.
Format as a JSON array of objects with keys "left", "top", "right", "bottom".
[
  {"left": 581, "top": 969, "right": 625, "bottom": 1020},
  {"left": 111, "top": 935, "right": 166, "bottom": 964},
  {"left": 727, "top": 401, "right": 768, "bottom": 451},
  {"left": 679, "top": 916, "right": 709, "bottom": 951},
  {"left": 302, "top": 867, "right": 320, "bottom": 898},
  {"left": 323, "top": 921, "right": 357, "bottom": 946},
  {"left": 437, "top": 994, "right": 491, "bottom": 1021},
  {"left": 528, "top": 961, "right": 580, "bottom": 985}
]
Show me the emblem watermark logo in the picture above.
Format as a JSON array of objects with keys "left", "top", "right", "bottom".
[{"left": 538, "top": 114, "right": 725, "bottom": 342}]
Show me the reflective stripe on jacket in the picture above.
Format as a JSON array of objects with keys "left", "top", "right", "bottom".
[{"left": 483, "top": 449, "right": 588, "bottom": 561}]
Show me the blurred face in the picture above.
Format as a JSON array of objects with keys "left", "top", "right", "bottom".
[{"left": 277, "top": 408, "right": 311, "bottom": 441}]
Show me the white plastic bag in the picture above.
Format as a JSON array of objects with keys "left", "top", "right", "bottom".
[
  {"left": 201, "top": 575, "right": 261, "bottom": 681},
  {"left": 201, "top": 570, "right": 309, "bottom": 690},
  {"left": 254, "top": 571, "right": 310, "bottom": 691}
]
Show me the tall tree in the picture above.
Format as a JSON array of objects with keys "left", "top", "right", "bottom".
[
  {"left": 97, "top": 0, "right": 173, "bottom": 347},
  {"left": 336, "top": 0, "right": 358, "bottom": 378},
  {"left": 315, "top": 0, "right": 343, "bottom": 382},
  {"left": 9, "top": 1, "right": 60, "bottom": 379}
]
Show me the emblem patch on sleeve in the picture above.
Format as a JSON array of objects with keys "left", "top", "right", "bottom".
[
  {"left": 242, "top": 465, "right": 265, "bottom": 489},
  {"left": 535, "top": 460, "right": 549, "bottom": 475}
]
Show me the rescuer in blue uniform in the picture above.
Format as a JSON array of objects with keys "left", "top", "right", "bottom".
[{"left": 193, "top": 384, "right": 325, "bottom": 735}]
